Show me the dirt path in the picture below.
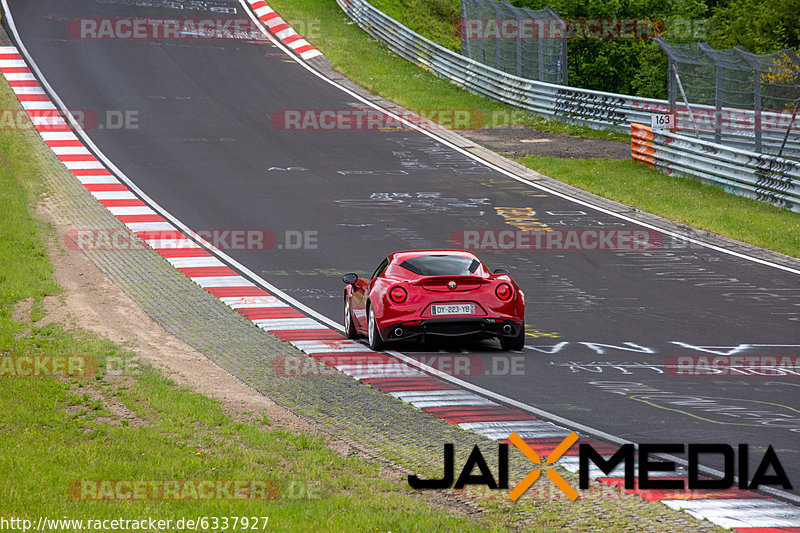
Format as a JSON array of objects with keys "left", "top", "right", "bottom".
[
  {"left": 16, "top": 201, "right": 328, "bottom": 437},
  {"left": 456, "top": 124, "right": 630, "bottom": 159}
]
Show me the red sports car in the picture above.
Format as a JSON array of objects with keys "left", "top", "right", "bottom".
[{"left": 342, "top": 250, "right": 526, "bottom": 351}]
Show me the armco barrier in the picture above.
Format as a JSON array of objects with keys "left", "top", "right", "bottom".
[
  {"left": 335, "top": 0, "right": 800, "bottom": 158},
  {"left": 632, "top": 123, "right": 800, "bottom": 212},
  {"left": 335, "top": 0, "right": 661, "bottom": 132}
]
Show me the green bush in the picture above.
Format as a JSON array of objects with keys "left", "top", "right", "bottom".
[{"left": 369, "top": 0, "right": 800, "bottom": 99}]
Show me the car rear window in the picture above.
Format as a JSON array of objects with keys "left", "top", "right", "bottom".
[{"left": 399, "top": 255, "right": 480, "bottom": 276}]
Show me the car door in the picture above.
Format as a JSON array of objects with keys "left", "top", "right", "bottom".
[{"left": 352, "top": 257, "right": 388, "bottom": 328}]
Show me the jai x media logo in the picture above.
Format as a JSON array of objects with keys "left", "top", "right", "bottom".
[{"left": 409, "top": 433, "right": 793, "bottom": 500}]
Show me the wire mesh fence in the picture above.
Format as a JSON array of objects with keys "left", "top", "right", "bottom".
[
  {"left": 460, "top": 0, "right": 568, "bottom": 84},
  {"left": 657, "top": 38, "right": 800, "bottom": 158}
]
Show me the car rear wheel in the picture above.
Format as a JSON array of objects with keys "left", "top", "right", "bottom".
[
  {"left": 500, "top": 322, "right": 525, "bottom": 351},
  {"left": 344, "top": 296, "right": 358, "bottom": 339},
  {"left": 367, "top": 305, "right": 384, "bottom": 350}
]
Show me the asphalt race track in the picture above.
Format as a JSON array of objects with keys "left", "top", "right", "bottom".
[{"left": 8, "top": 0, "right": 800, "bottom": 497}]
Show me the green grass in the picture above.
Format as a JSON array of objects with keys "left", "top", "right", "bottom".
[
  {"left": 369, "top": 0, "right": 462, "bottom": 52},
  {"left": 273, "top": 0, "right": 800, "bottom": 258},
  {"left": 0, "top": 80, "right": 508, "bottom": 531},
  {"left": 2, "top": 359, "right": 503, "bottom": 531},
  {"left": 517, "top": 156, "right": 800, "bottom": 257}
]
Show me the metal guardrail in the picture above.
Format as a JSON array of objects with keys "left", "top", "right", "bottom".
[
  {"left": 335, "top": 0, "right": 663, "bottom": 132},
  {"left": 335, "top": 0, "right": 800, "bottom": 211},
  {"left": 632, "top": 123, "right": 800, "bottom": 212},
  {"left": 657, "top": 38, "right": 800, "bottom": 157},
  {"left": 335, "top": 0, "right": 800, "bottom": 158}
]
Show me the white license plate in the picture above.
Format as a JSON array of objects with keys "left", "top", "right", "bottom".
[{"left": 430, "top": 304, "right": 475, "bottom": 316}]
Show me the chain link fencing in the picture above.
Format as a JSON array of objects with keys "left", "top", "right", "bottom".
[
  {"left": 657, "top": 38, "right": 800, "bottom": 159},
  {"left": 460, "top": 0, "right": 567, "bottom": 84}
]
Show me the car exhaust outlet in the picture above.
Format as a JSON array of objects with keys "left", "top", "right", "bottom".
[
  {"left": 394, "top": 328, "right": 404, "bottom": 337},
  {"left": 502, "top": 324, "right": 513, "bottom": 334}
]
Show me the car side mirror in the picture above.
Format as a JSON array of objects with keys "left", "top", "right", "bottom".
[
  {"left": 342, "top": 273, "right": 358, "bottom": 285},
  {"left": 493, "top": 268, "right": 510, "bottom": 275}
]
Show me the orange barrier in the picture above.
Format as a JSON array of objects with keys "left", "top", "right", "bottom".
[{"left": 631, "top": 122, "right": 655, "bottom": 165}]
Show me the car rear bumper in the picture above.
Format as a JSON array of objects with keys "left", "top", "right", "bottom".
[{"left": 381, "top": 317, "right": 523, "bottom": 342}]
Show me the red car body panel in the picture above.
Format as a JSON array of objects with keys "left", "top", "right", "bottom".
[{"left": 344, "top": 250, "right": 525, "bottom": 346}]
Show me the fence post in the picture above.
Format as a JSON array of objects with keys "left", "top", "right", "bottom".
[
  {"left": 735, "top": 46, "right": 762, "bottom": 153},
  {"left": 461, "top": 0, "right": 469, "bottom": 58},
  {"left": 556, "top": 8, "right": 567, "bottom": 85},
  {"left": 475, "top": 0, "right": 484, "bottom": 67},
  {"left": 486, "top": 0, "right": 502, "bottom": 72},
  {"left": 668, "top": 57, "right": 676, "bottom": 130},
  {"left": 778, "top": 49, "right": 800, "bottom": 158},
  {"left": 699, "top": 43, "right": 723, "bottom": 144}
]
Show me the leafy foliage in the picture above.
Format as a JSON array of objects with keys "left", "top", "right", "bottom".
[
  {"left": 373, "top": 0, "right": 800, "bottom": 98},
  {"left": 707, "top": 0, "right": 800, "bottom": 53}
]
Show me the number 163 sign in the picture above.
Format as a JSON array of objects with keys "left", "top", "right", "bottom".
[{"left": 651, "top": 114, "right": 674, "bottom": 129}]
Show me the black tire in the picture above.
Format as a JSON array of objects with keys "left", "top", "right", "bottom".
[
  {"left": 367, "top": 305, "right": 384, "bottom": 351},
  {"left": 500, "top": 323, "right": 525, "bottom": 351},
  {"left": 344, "top": 295, "right": 358, "bottom": 339}
]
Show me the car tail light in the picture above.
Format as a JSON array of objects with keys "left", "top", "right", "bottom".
[
  {"left": 389, "top": 286, "right": 407, "bottom": 303},
  {"left": 496, "top": 283, "right": 512, "bottom": 301},
  {"left": 403, "top": 320, "right": 422, "bottom": 326}
]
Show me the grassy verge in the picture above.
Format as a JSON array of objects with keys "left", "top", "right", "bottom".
[
  {"left": 273, "top": 0, "right": 626, "bottom": 141},
  {"left": 0, "top": 87, "right": 506, "bottom": 531},
  {"left": 517, "top": 156, "right": 800, "bottom": 258},
  {"left": 273, "top": 0, "right": 800, "bottom": 259},
  {"left": 368, "top": 0, "right": 462, "bottom": 52}
]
